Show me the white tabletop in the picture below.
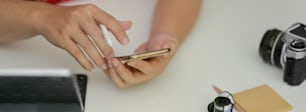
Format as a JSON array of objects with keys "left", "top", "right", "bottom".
[{"left": 0, "top": 0, "right": 305, "bottom": 112}]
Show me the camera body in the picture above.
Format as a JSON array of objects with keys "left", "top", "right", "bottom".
[{"left": 259, "top": 23, "right": 306, "bottom": 86}]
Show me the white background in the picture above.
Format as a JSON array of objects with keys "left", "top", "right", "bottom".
[{"left": 0, "top": 0, "right": 306, "bottom": 112}]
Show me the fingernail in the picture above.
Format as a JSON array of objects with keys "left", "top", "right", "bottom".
[
  {"left": 112, "top": 59, "right": 119, "bottom": 68},
  {"left": 127, "top": 62, "right": 136, "bottom": 67},
  {"left": 107, "top": 60, "right": 113, "bottom": 68},
  {"left": 87, "top": 66, "right": 94, "bottom": 72},
  {"left": 122, "top": 37, "right": 129, "bottom": 45},
  {"left": 100, "top": 64, "right": 108, "bottom": 70}
]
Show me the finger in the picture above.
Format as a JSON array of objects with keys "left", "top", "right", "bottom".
[
  {"left": 127, "top": 59, "right": 152, "bottom": 74},
  {"left": 119, "top": 21, "right": 132, "bottom": 30},
  {"left": 147, "top": 43, "right": 163, "bottom": 51},
  {"left": 71, "top": 28, "right": 108, "bottom": 70},
  {"left": 106, "top": 66, "right": 128, "bottom": 88},
  {"left": 163, "top": 39, "right": 177, "bottom": 50},
  {"left": 161, "top": 40, "right": 177, "bottom": 56},
  {"left": 103, "top": 69, "right": 111, "bottom": 80},
  {"left": 135, "top": 42, "right": 147, "bottom": 53},
  {"left": 65, "top": 39, "right": 94, "bottom": 71},
  {"left": 111, "top": 58, "right": 138, "bottom": 85},
  {"left": 92, "top": 8, "right": 129, "bottom": 45},
  {"left": 135, "top": 41, "right": 161, "bottom": 54},
  {"left": 78, "top": 17, "right": 114, "bottom": 58}
]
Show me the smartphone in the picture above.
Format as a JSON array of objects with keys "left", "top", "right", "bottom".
[{"left": 116, "top": 48, "right": 171, "bottom": 62}]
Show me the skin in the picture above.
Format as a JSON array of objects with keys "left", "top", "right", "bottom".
[
  {"left": 0, "top": 0, "right": 130, "bottom": 71},
  {"left": 105, "top": 0, "right": 202, "bottom": 88},
  {"left": 0, "top": 0, "right": 202, "bottom": 88}
]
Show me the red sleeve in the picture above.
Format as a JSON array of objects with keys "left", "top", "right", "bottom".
[{"left": 43, "top": 0, "right": 73, "bottom": 4}]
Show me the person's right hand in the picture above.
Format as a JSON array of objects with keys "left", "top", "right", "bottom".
[{"left": 32, "top": 3, "right": 131, "bottom": 71}]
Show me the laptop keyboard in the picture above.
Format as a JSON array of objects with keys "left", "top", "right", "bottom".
[{"left": 0, "top": 74, "right": 87, "bottom": 112}]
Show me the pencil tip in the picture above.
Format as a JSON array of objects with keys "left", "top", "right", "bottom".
[{"left": 213, "top": 85, "right": 222, "bottom": 94}]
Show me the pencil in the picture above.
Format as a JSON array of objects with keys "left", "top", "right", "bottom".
[{"left": 212, "top": 85, "right": 246, "bottom": 112}]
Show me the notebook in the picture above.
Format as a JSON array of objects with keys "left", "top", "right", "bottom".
[
  {"left": 233, "top": 85, "right": 292, "bottom": 112},
  {"left": 0, "top": 69, "right": 88, "bottom": 112}
]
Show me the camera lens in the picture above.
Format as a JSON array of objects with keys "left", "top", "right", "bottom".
[
  {"left": 259, "top": 29, "right": 284, "bottom": 68},
  {"left": 213, "top": 97, "right": 233, "bottom": 112},
  {"left": 215, "top": 97, "right": 231, "bottom": 107}
]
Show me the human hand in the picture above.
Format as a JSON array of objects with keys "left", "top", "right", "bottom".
[
  {"left": 33, "top": 3, "right": 131, "bottom": 71},
  {"left": 105, "top": 33, "right": 178, "bottom": 88}
]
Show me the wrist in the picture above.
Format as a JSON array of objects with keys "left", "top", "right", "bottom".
[{"left": 28, "top": 2, "right": 56, "bottom": 34}]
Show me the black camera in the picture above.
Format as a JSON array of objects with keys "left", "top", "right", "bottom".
[{"left": 259, "top": 23, "right": 306, "bottom": 86}]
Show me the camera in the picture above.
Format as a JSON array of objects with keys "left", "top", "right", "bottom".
[
  {"left": 207, "top": 91, "right": 234, "bottom": 112},
  {"left": 259, "top": 23, "right": 306, "bottom": 86}
]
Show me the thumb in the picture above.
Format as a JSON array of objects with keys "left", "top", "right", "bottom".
[
  {"left": 162, "top": 41, "right": 176, "bottom": 50},
  {"left": 161, "top": 40, "right": 177, "bottom": 55},
  {"left": 135, "top": 42, "right": 147, "bottom": 54}
]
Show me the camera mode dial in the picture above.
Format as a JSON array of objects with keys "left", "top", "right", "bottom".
[{"left": 287, "top": 40, "right": 306, "bottom": 59}]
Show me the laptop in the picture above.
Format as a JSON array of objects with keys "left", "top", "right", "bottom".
[{"left": 0, "top": 69, "right": 88, "bottom": 112}]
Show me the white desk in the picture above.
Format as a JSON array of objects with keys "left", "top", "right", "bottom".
[{"left": 0, "top": 0, "right": 305, "bottom": 112}]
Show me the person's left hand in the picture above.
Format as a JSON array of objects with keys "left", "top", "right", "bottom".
[{"left": 105, "top": 33, "right": 178, "bottom": 88}]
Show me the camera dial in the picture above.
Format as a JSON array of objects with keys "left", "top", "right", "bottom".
[{"left": 286, "top": 40, "right": 306, "bottom": 59}]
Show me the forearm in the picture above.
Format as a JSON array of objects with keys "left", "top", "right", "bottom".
[
  {"left": 0, "top": 0, "right": 43, "bottom": 43},
  {"left": 151, "top": 0, "right": 202, "bottom": 45}
]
